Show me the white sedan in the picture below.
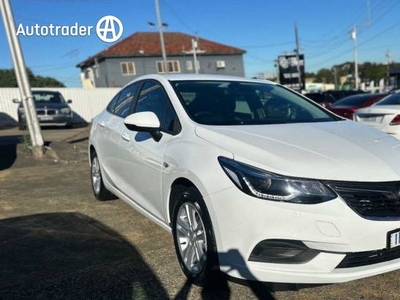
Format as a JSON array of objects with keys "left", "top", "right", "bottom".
[
  {"left": 355, "top": 91, "right": 400, "bottom": 139},
  {"left": 89, "top": 74, "right": 400, "bottom": 285}
]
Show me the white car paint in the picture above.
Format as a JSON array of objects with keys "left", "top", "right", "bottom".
[
  {"left": 355, "top": 105, "right": 400, "bottom": 139},
  {"left": 89, "top": 74, "right": 400, "bottom": 284},
  {"left": 355, "top": 91, "right": 400, "bottom": 139}
]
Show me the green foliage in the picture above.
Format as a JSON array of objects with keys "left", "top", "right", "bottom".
[
  {"left": 308, "top": 62, "right": 399, "bottom": 84},
  {"left": 0, "top": 69, "right": 17, "bottom": 87},
  {"left": 314, "top": 68, "right": 334, "bottom": 83},
  {"left": 359, "top": 62, "right": 386, "bottom": 82},
  {"left": 0, "top": 68, "right": 65, "bottom": 87},
  {"left": 19, "top": 134, "right": 32, "bottom": 156}
]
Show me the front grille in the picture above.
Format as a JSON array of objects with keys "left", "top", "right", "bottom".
[
  {"left": 36, "top": 109, "right": 57, "bottom": 116},
  {"left": 46, "top": 110, "right": 57, "bottom": 115},
  {"left": 328, "top": 181, "right": 400, "bottom": 220},
  {"left": 337, "top": 246, "right": 400, "bottom": 268}
]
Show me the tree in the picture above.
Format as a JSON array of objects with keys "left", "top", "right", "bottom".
[
  {"left": 359, "top": 62, "right": 386, "bottom": 83},
  {"left": 306, "top": 62, "right": 393, "bottom": 86},
  {"left": 0, "top": 68, "right": 65, "bottom": 87},
  {"left": 314, "top": 68, "right": 334, "bottom": 83}
]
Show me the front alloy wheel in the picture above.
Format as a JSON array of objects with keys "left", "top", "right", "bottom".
[
  {"left": 176, "top": 202, "right": 208, "bottom": 275},
  {"left": 172, "top": 186, "right": 218, "bottom": 286}
]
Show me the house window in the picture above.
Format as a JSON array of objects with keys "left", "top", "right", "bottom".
[
  {"left": 186, "top": 60, "right": 200, "bottom": 72},
  {"left": 186, "top": 61, "right": 193, "bottom": 71},
  {"left": 156, "top": 60, "right": 181, "bottom": 73},
  {"left": 121, "top": 62, "right": 136, "bottom": 75}
]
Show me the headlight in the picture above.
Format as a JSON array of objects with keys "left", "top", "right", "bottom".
[
  {"left": 218, "top": 157, "right": 336, "bottom": 204},
  {"left": 60, "top": 108, "right": 71, "bottom": 114}
]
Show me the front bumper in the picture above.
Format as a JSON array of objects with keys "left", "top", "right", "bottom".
[
  {"left": 19, "top": 113, "right": 73, "bottom": 127},
  {"left": 205, "top": 187, "right": 400, "bottom": 283}
]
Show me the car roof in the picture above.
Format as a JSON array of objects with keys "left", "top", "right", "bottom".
[
  {"left": 32, "top": 90, "right": 61, "bottom": 94},
  {"left": 133, "top": 73, "right": 278, "bottom": 85}
]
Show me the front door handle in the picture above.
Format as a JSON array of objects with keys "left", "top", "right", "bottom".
[
  {"left": 99, "top": 122, "right": 105, "bottom": 128},
  {"left": 121, "top": 133, "right": 131, "bottom": 142}
]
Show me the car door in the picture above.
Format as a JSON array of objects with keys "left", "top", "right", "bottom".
[
  {"left": 96, "top": 83, "right": 140, "bottom": 191},
  {"left": 118, "top": 80, "right": 181, "bottom": 221}
]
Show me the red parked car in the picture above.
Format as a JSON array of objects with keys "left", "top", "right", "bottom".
[{"left": 329, "top": 93, "right": 388, "bottom": 119}]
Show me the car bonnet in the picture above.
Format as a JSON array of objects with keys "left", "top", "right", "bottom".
[{"left": 195, "top": 120, "right": 400, "bottom": 182}]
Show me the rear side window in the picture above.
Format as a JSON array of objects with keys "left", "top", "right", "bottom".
[
  {"left": 376, "top": 93, "right": 400, "bottom": 106},
  {"left": 107, "top": 83, "right": 140, "bottom": 118}
]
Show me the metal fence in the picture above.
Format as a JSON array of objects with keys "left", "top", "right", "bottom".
[{"left": 0, "top": 88, "right": 120, "bottom": 128}]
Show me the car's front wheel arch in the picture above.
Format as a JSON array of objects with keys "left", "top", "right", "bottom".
[{"left": 170, "top": 182, "right": 220, "bottom": 286}]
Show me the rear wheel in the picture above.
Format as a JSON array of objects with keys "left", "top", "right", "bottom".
[
  {"left": 90, "top": 151, "right": 116, "bottom": 201},
  {"left": 172, "top": 186, "right": 219, "bottom": 286}
]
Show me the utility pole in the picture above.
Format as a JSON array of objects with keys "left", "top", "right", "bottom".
[
  {"left": 333, "top": 67, "right": 338, "bottom": 89},
  {"left": 154, "top": 0, "right": 168, "bottom": 73},
  {"left": 294, "top": 22, "right": 302, "bottom": 91},
  {"left": 192, "top": 38, "right": 199, "bottom": 74},
  {"left": 350, "top": 25, "right": 359, "bottom": 90},
  {"left": 386, "top": 51, "right": 391, "bottom": 87},
  {"left": 183, "top": 34, "right": 205, "bottom": 74},
  {"left": 0, "top": 0, "right": 44, "bottom": 158},
  {"left": 349, "top": 0, "right": 371, "bottom": 90}
]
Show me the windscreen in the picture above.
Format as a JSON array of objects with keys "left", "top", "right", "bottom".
[
  {"left": 171, "top": 80, "right": 338, "bottom": 125},
  {"left": 32, "top": 92, "right": 64, "bottom": 103}
]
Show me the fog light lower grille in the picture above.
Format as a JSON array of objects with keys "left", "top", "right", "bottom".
[{"left": 249, "top": 240, "right": 319, "bottom": 264}]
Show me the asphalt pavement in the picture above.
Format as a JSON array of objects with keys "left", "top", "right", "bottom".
[{"left": 1, "top": 127, "right": 400, "bottom": 299}]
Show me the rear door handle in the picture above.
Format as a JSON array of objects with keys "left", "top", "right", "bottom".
[{"left": 121, "top": 133, "right": 131, "bottom": 142}]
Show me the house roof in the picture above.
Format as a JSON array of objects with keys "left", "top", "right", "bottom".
[{"left": 77, "top": 32, "right": 246, "bottom": 68}]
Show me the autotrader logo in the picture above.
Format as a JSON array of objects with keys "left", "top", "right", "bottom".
[
  {"left": 96, "top": 15, "right": 123, "bottom": 43},
  {"left": 15, "top": 15, "right": 124, "bottom": 43}
]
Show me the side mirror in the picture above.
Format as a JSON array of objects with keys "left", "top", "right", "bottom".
[
  {"left": 12, "top": 99, "right": 21, "bottom": 103},
  {"left": 124, "top": 111, "right": 163, "bottom": 142},
  {"left": 67, "top": 99, "right": 72, "bottom": 104}
]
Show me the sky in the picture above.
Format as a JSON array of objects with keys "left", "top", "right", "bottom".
[{"left": 0, "top": 0, "right": 399, "bottom": 87}]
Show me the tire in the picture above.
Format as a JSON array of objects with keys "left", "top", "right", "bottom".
[
  {"left": 18, "top": 120, "right": 26, "bottom": 131},
  {"left": 90, "top": 151, "right": 116, "bottom": 201},
  {"left": 172, "top": 186, "right": 219, "bottom": 286}
]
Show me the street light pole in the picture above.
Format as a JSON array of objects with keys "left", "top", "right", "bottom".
[
  {"left": 0, "top": 0, "right": 44, "bottom": 158},
  {"left": 349, "top": 0, "right": 370, "bottom": 91},
  {"left": 154, "top": 0, "right": 168, "bottom": 73}
]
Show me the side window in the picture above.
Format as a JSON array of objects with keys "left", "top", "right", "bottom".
[
  {"left": 111, "top": 83, "right": 140, "bottom": 118},
  {"left": 134, "top": 80, "right": 180, "bottom": 134},
  {"left": 106, "top": 92, "right": 120, "bottom": 112}
]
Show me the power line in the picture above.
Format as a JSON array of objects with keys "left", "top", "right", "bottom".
[
  {"left": 238, "top": 41, "right": 293, "bottom": 49},
  {"left": 358, "top": 19, "right": 400, "bottom": 47},
  {"left": 160, "top": 0, "right": 196, "bottom": 34}
]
